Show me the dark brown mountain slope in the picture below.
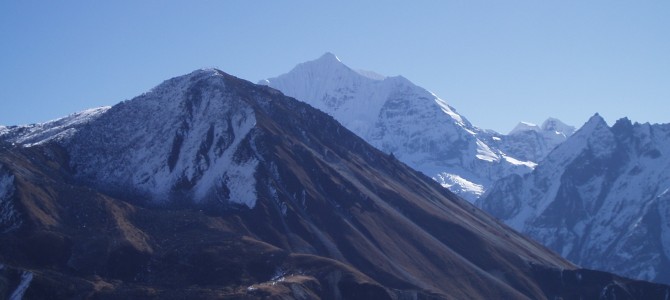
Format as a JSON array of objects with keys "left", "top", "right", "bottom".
[{"left": 1, "top": 70, "right": 669, "bottom": 299}]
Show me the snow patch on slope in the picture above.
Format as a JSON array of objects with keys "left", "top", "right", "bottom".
[
  {"left": 436, "top": 173, "right": 485, "bottom": 197},
  {"left": 0, "top": 106, "right": 110, "bottom": 146},
  {"left": 68, "top": 70, "right": 259, "bottom": 207},
  {"left": 0, "top": 166, "right": 21, "bottom": 233},
  {"left": 476, "top": 139, "right": 499, "bottom": 162},
  {"left": 503, "top": 155, "right": 537, "bottom": 168},
  {"left": 9, "top": 271, "right": 33, "bottom": 300},
  {"left": 434, "top": 96, "right": 467, "bottom": 127}
]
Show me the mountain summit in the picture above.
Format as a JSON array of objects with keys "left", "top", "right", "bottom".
[
  {"left": 502, "top": 117, "right": 576, "bottom": 162},
  {"left": 66, "top": 69, "right": 262, "bottom": 207},
  {"left": 2, "top": 69, "right": 665, "bottom": 298},
  {"left": 315, "top": 51, "right": 341, "bottom": 63},
  {"left": 261, "top": 53, "right": 547, "bottom": 201}
]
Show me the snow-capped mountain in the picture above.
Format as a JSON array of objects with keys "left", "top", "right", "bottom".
[
  {"left": 495, "top": 118, "right": 576, "bottom": 162},
  {"left": 0, "top": 107, "right": 109, "bottom": 146},
  {"left": 478, "top": 113, "right": 670, "bottom": 284},
  {"left": 66, "top": 70, "right": 261, "bottom": 207},
  {"left": 2, "top": 54, "right": 575, "bottom": 203},
  {"left": 2, "top": 69, "right": 667, "bottom": 299},
  {"left": 261, "top": 53, "right": 570, "bottom": 201}
]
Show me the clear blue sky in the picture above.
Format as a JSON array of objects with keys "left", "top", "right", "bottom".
[{"left": 1, "top": 1, "right": 668, "bottom": 133}]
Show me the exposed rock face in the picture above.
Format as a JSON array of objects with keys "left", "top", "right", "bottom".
[
  {"left": 66, "top": 70, "right": 260, "bottom": 207},
  {"left": 479, "top": 114, "right": 670, "bottom": 284},
  {"left": 0, "top": 71, "right": 667, "bottom": 299},
  {"left": 0, "top": 163, "right": 21, "bottom": 233}
]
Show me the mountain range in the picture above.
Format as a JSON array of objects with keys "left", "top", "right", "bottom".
[
  {"left": 1, "top": 68, "right": 667, "bottom": 299},
  {"left": 261, "top": 53, "right": 670, "bottom": 286},
  {"left": 500, "top": 118, "right": 576, "bottom": 163},
  {"left": 260, "top": 53, "right": 575, "bottom": 202},
  {"left": 479, "top": 114, "right": 670, "bottom": 284}
]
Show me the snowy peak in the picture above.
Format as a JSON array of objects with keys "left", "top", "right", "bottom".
[
  {"left": 541, "top": 117, "right": 575, "bottom": 136},
  {"left": 500, "top": 117, "right": 576, "bottom": 163},
  {"left": 509, "top": 122, "right": 541, "bottom": 135},
  {"left": 65, "top": 67, "right": 453, "bottom": 209},
  {"left": 570, "top": 114, "right": 615, "bottom": 157},
  {"left": 259, "top": 53, "right": 373, "bottom": 116},
  {"left": 277, "top": 52, "right": 350, "bottom": 79},
  {"left": 285, "top": 52, "right": 350, "bottom": 78},
  {"left": 0, "top": 106, "right": 110, "bottom": 146},
  {"left": 261, "top": 54, "right": 549, "bottom": 201},
  {"left": 67, "top": 69, "right": 262, "bottom": 207},
  {"left": 315, "top": 51, "right": 342, "bottom": 64},
  {"left": 579, "top": 113, "right": 608, "bottom": 133},
  {"left": 260, "top": 52, "right": 475, "bottom": 141},
  {"left": 509, "top": 117, "right": 574, "bottom": 137},
  {"left": 481, "top": 113, "right": 670, "bottom": 284}
]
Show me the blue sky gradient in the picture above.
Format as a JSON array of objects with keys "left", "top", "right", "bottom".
[{"left": 1, "top": 1, "right": 668, "bottom": 133}]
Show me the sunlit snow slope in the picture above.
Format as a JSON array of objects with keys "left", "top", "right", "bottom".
[
  {"left": 0, "top": 107, "right": 110, "bottom": 146},
  {"left": 261, "top": 53, "right": 571, "bottom": 201}
]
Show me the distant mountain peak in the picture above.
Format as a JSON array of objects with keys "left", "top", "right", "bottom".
[
  {"left": 509, "top": 122, "right": 541, "bottom": 135},
  {"left": 541, "top": 117, "right": 575, "bottom": 135},
  {"left": 612, "top": 117, "right": 633, "bottom": 128},
  {"left": 501, "top": 117, "right": 576, "bottom": 162},
  {"left": 589, "top": 112, "right": 605, "bottom": 121},
  {"left": 509, "top": 117, "right": 575, "bottom": 137},
  {"left": 298, "top": 52, "right": 347, "bottom": 71},
  {"left": 318, "top": 51, "right": 341, "bottom": 63},
  {"left": 580, "top": 113, "right": 609, "bottom": 133},
  {"left": 262, "top": 54, "right": 543, "bottom": 201},
  {"left": 481, "top": 112, "right": 670, "bottom": 284}
]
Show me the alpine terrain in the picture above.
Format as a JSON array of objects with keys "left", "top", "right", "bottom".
[
  {"left": 1, "top": 69, "right": 667, "bottom": 299},
  {"left": 261, "top": 53, "right": 574, "bottom": 201},
  {"left": 479, "top": 114, "right": 670, "bottom": 285},
  {"left": 498, "top": 118, "right": 576, "bottom": 163}
]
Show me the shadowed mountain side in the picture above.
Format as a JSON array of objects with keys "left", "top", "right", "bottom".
[
  {"left": 479, "top": 115, "right": 670, "bottom": 285},
  {"left": 1, "top": 71, "right": 668, "bottom": 299}
]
